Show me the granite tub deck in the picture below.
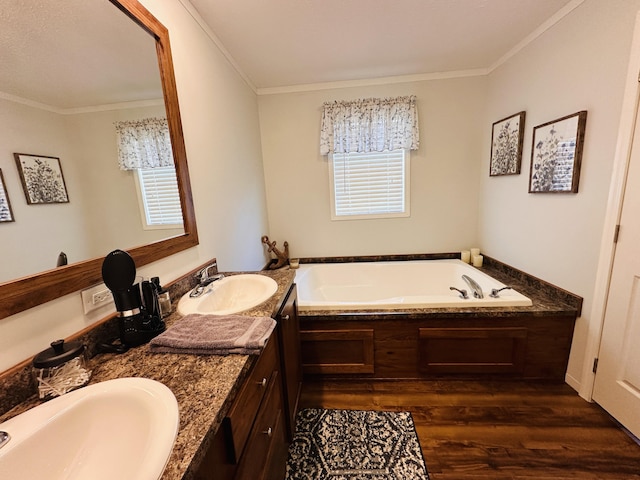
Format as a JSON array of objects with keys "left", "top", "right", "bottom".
[
  {"left": 0, "top": 268, "right": 296, "bottom": 480},
  {"left": 296, "top": 254, "right": 582, "bottom": 317}
]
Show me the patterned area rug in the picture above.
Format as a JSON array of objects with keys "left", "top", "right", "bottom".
[{"left": 285, "top": 409, "right": 430, "bottom": 480}]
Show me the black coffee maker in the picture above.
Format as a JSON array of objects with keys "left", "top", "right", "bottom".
[{"left": 101, "top": 249, "right": 165, "bottom": 347}]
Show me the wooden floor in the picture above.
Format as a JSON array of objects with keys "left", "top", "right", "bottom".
[{"left": 298, "top": 379, "right": 640, "bottom": 479}]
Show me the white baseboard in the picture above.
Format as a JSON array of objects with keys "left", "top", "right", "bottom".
[{"left": 565, "top": 372, "right": 582, "bottom": 396}]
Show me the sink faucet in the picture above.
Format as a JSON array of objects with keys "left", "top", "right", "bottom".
[
  {"left": 190, "top": 263, "right": 225, "bottom": 297},
  {"left": 461, "top": 274, "right": 484, "bottom": 299}
]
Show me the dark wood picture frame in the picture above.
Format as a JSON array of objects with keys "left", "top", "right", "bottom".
[
  {"left": 14, "top": 153, "right": 70, "bottom": 204},
  {"left": 529, "top": 111, "right": 587, "bottom": 193},
  {"left": 0, "top": 169, "right": 15, "bottom": 222},
  {"left": 490, "top": 111, "right": 526, "bottom": 176}
]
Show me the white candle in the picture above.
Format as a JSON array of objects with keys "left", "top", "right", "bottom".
[
  {"left": 470, "top": 247, "right": 480, "bottom": 258},
  {"left": 461, "top": 250, "right": 471, "bottom": 263},
  {"left": 473, "top": 254, "right": 483, "bottom": 267}
]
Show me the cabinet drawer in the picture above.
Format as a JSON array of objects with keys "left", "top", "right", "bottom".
[
  {"left": 224, "top": 336, "right": 278, "bottom": 463},
  {"left": 235, "top": 370, "right": 287, "bottom": 480}
]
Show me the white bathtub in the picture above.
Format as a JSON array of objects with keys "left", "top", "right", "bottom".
[{"left": 294, "top": 259, "right": 532, "bottom": 311}]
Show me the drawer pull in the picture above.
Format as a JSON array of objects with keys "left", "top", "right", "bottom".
[
  {"left": 262, "top": 427, "right": 273, "bottom": 437},
  {"left": 281, "top": 314, "right": 290, "bottom": 321},
  {"left": 257, "top": 377, "right": 267, "bottom": 387}
]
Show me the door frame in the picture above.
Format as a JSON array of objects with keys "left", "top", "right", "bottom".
[{"left": 579, "top": 11, "right": 640, "bottom": 401}]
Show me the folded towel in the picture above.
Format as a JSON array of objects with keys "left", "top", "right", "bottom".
[{"left": 149, "top": 314, "right": 276, "bottom": 355}]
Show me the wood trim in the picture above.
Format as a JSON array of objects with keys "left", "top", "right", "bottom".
[{"left": 0, "top": 0, "right": 198, "bottom": 320}]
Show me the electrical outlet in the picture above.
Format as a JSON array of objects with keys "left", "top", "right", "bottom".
[{"left": 81, "top": 283, "right": 114, "bottom": 314}]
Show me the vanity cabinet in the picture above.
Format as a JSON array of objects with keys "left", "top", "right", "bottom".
[
  {"left": 275, "top": 284, "right": 302, "bottom": 440},
  {"left": 195, "top": 333, "right": 287, "bottom": 480}
]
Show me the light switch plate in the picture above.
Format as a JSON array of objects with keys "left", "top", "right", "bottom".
[{"left": 81, "top": 283, "right": 114, "bottom": 314}]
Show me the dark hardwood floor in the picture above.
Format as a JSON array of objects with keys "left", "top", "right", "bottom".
[{"left": 298, "top": 379, "right": 640, "bottom": 479}]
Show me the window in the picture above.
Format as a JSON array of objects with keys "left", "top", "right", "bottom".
[
  {"left": 329, "top": 149, "right": 410, "bottom": 220},
  {"left": 134, "top": 166, "right": 182, "bottom": 229}
]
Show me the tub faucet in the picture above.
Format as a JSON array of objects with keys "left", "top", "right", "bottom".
[
  {"left": 449, "top": 287, "right": 469, "bottom": 299},
  {"left": 0, "top": 431, "right": 9, "bottom": 450},
  {"left": 190, "top": 263, "right": 225, "bottom": 297},
  {"left": 461, "top": 274, "right": 484, "bottom": 299}
]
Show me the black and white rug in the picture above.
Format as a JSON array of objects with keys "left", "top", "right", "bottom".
[{"left": 285, "top": 409, "right": 430, "bottom": 480}]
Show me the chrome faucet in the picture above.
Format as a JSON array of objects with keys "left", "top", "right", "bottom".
[
  {"left": 461, "top": 274, "right": 484, "bottom": 299},
  {"left": 490, "top": 286, "right": 512, "bottom": 298},
  {"left": 0, "top": 431, "right": 9, "bottom": 449},
  {"left": 189, "top": 263, "right": 225, "bottom": 297}
]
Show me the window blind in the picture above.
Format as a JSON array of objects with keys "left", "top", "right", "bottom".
[
  {"left": 330, "top": 150, "right": 409, "bottom": 219},
  {"left": 137, "top": 166, "right": 182, "bottom": 226}
]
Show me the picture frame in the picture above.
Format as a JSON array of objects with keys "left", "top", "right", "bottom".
[
  {"left": 0, "top": 169, "right": 15, "bottom": 223},
  {"left": 529, "top": 111, "right": 587, "bottom": 193},
  {"left": 490, "top": 111, "right": 526, "bottom": 176},
  {"left": 14, "top": 153, "right": 69, "bottom": 204}
]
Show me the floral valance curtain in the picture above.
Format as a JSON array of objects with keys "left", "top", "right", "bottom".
[
  {"left": 115, "top": 117, "right": 173, "bottom": 170},
  {"left": 320, "top": 95, "right": 419, "bottom": 155}
]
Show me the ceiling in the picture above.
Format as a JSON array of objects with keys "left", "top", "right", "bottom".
[
  {"left": 0, "top": 0, "right": 579, "bottom": 108},
  {"left": 188, "top": 0, "right": 578, "bottom": 93},
  {"left": 0, "top": 0, "right": 162, "bottom": 110}
]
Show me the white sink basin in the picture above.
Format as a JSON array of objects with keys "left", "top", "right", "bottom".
[
  {"left": 177, "top": 274, "right": 278, "bottom": 316},
  {"left": 0, "top": 377, "right": 179, "bottom": 480}
]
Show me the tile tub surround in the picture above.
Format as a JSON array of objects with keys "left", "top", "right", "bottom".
[{"left": 0, "top": 264, "right": 296, "bottom": 480}]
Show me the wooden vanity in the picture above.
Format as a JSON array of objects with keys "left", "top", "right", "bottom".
[{"left": 195, "top": 284, "right": 302, "bottom": 480}]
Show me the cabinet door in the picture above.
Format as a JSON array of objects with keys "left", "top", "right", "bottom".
[
  {"left": 235, "top": 371, "right": 287, "bottom": 480},
  {"left": 276, "top": 284, "right": 302, "bottom": 441}
]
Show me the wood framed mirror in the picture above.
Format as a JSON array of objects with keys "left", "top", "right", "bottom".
[{"left": 0, "top": 0, "right": 198, "bottom": 320}]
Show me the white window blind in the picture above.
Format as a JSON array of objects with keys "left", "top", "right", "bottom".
[
  {"left": 330, "top": 149, "right": 410, "bottom": 220},
  {"left": 135, "top": 166, "right": 182, "bottom": 228}
]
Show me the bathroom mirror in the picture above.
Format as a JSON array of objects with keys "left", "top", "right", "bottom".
[{"left": 0, "top": 0, "right": 198, "bottom": 320}]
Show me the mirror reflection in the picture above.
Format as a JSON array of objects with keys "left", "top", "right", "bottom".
[{"left": 0, "top": 0, "right": 185, "bottom": 283}]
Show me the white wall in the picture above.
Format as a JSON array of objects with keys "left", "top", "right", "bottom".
[
  {"left": 259, "top": 77, "right": 488, "bottom": 259},
  {"left": 478, "top": 0, "right": 640, "bottom": 388},
  {"left": 0, "top": 98, "right": 90, "bottom": 281},
  {"left": 0, "top": 0, "right": 269, "bottom": 372}
]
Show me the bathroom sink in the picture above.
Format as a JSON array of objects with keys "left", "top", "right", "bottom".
[
  {"left": 0, "top": 377, "right": 179, "bottom": 480},
  {"left": 177, "top": 274, "right": 278, "bottom": 316}
]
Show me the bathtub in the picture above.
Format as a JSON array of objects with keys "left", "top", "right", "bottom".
[{"left": 294, "top": 259, "right": 532, "bottom": 311}]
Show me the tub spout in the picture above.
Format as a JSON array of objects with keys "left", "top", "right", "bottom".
[
  {"left": 449, "top": 287, "right": 469, "bottom": 299},
  {"left": 462, "top": 275, "right": 484, "bottom": 299}
]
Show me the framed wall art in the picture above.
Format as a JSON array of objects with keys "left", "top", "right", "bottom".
[
  {"left": 0, "top": 169, "right": 15, "bottom": 222},
  {"left": 529, "top": 111, "right": 587, "bottom": 193},
  {"left": 490, "top": 111, "right": 526, "bottom": 176},
  {"left": 14, "top": 153, "right": 69, "bottom": 204}
]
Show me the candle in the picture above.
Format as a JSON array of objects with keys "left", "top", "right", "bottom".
[
  {"left": 470, "top": 247, "right": 480, "bottom": 258},
  {"left": 473, "top": 254, "right": 484, "bottom": 267},
  {"left": 461, "top": 250, "right": 471, "bottom": 263}
]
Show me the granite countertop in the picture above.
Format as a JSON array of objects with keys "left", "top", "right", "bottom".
[{"left": 0, "top": 268, "right": 296, "bottom": 480}]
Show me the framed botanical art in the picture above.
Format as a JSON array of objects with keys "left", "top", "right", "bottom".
[
  {"left": 490, "top": 111, "right": 526, "bottom": 176},
  {"left": 529, "top": 111, "right": 587, "bottom": 193},
  {"left": 14, "top": 153, "right": 69, "bottom": 204},
  {"left": 0, "top": 169, "right": 15, "bottom": 222}
]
